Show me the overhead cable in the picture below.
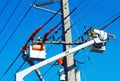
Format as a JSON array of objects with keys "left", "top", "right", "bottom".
[
  {"left": 43, "top": 61, "right": 57, "bottom": 76},
  {"left": 0, "top": 0, "right": 23, "bottom": 35},
  {"left": 48, "top": 0, "right": 95, "bottom": 41},
  {"left": 0, "top": 0, "right": 37, "bottom": 54},
  {"left": 48, "top": 0, "right": 87, "bottom": 40},
  {"left": 44, "top": 6, "right": 78, "bottom": 40},
  {"left": 8, "top": 61, "right": 26, "bottom": 81},
  {"left": 99, "top": 15, "right": 120, "bottom": 30},
  {"left": 0, "top": 52, "right": 21, "bottom": 80},
  {"left": 0, "top": 0, "right": 38, "bottom": 79},
  {"left": 56, "top": 0, "right": 104, "bottom": 41},
  {"left": 0, "top": 1, "right": 63, "bottom": 79},
  {"left": 0, "top": 0, "right": 10, "bottom": 15}
]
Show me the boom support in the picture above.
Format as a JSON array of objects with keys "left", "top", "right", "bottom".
[{"left": 16, "top": 37, "right": 106, "bottom": 81}]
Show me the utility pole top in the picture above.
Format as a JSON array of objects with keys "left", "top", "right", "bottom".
[{"left": 61, "top": 0, "right": 76, "bottom": 81}]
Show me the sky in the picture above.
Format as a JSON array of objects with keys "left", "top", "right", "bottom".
[{"left": 0, "top": 0, "right": 120, "bottom": 81}]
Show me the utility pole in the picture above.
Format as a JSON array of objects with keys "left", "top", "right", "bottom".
[{"left": 61, "top": 0, "right": 76, "bottom": 81}]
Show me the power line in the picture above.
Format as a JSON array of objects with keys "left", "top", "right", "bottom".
[
  {"left": 79, "top": 0, "right": 104, "bottom": 20},
  {"left": 99, "top": 15, "right": 120, "bottom": 30},
  {"left": 0, "top": 0, "right": 37, "bottom": 54},
  {"left": 16, "top": 61, "right": 26, "bottom": 73},
  {"left": 0, "top": 0, "right": 30, "bottom": 44},
  {"left": 0, "top": 0, "right": 10, "bottom": 15},
  {"left": 0, "top": 0, "right": 62, "bottom": 79},
  {"left": 55, "top": 0, "right": 104, "bottom": 41},
  {"left": 0, "top": 0, "right": 23, "bottom": 35},
  {"left": 32, "top": 0, "right": 85, "bottom": 42},
  {"left": 44, "top": 5, "right": 78, "bottom": 40},
  {"left": 95, "top": 11, "right": 120, "bottom": 29},
  {"left": 8, "top": 61, "right": 26, "bottom": 81},
  {"left": 93, "top": 3, "right": 120, "bottom": 28},
  {"left": 0, "top": 52, "right": 21, "bottom": 80},
  {"left": 43, "top": 61, "right": 57, "bottom": 76},
  {"left": 48, "top": 0, "right": 89, "bottom": 40},
  {"left": 0, "top": 0, "right": 38, "bottom": 79}
]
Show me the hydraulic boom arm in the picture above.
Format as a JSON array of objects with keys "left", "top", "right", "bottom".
[{"left": 16, "top": 37, "right": 105, "bottom": 81}]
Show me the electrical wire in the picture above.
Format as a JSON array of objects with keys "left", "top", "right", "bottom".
[
  {"left": 34, "top": 1, "right": 82, "bottom": 77},
  {"left": 0, "top": 1, "right": 69, "bottom": 80},
  {"left": 99, "top": 15, "right": 120, "bottom": 30},
  {"left": 65, "top": 0, "right": 104, "bottom": 39},
  {"left": 41, "top": 0, "right": 70, "bottom": 27},
  {"left": 44, "top": 5, "right": 78, "bottom": 40},
  {"left": 71, "top": 0, "right": 93, "bottom": 19},
  {"left": 0, "top": 0, "right": 23, "bottom": 35},
  {"left": 0, "top": 0, "right": 38, "bottom": 79},
  {"left": 0, "top": 2, "right": 61, "bottom": 79},
  {"left": 0, "top": 0, "right": 30, "bottom": 44},
  {"left": 43, "top": 61, "right": 57, "bottom": 76},
  {"left": 45, "top": 0, "right": 105, "bottom": 53},
  {"left": 8, "top": 61, "right": 26, "bottom": 81},
  {"left": 16, "top": 61, "right": 26, "bottom": 73},
  {"left": 0, "top": 0, "right": 10, "bottom": 15},
  {"left": 47, "top": 1, "right": 119, "bottom": 80},
  {"left": 48, "top": 0, "right": 91, "bottom": 41},
  {"left": 0, "top": 52, "right": 21, "bottom": 80},
  {"left": 95, "top": 11, "right": 120, "bottom": 29},
  {"left": 0, "top": 0, "right": 37, "bottom": 54},
  {"left": 41, "top": 0, "right": 81, "bottom": 53},
  {"left": 92, "top": 3, "right": 120, "bottom": 27},
  {"left": 1, "top": 0, "right": 119, "bottom": 80},
  {"left": 48, "top": 0, "right": 102, "bottom": 41}
]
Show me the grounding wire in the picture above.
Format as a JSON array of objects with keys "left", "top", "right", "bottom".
[
  {"left": 0, "top": 0, "right": 10, "bottom": 15},
  {"left": 0, "top": 0, "right": 38, "bottom": 79},
  {"left": 0, "top": 0, "right": 23, "bottom": 35}
]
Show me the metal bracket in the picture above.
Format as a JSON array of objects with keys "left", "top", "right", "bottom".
[{"left": 32, "top": 4, "right": 62, "bottom": 15}]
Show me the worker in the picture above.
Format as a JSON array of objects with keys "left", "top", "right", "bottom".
[
  {"left": 37, "top": 36, "right": 44, "bottom": 43},
  {"left": 89, "top": 29, "right": 115, "bottom": 53}
]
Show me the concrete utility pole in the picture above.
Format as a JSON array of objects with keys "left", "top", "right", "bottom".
[{"left": 61, "top": 0, "right": 76, "bottom": 81}]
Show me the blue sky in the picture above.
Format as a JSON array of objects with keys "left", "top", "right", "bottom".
[{"left": 0, "top": 0, "right": 120, "bottom": 81}]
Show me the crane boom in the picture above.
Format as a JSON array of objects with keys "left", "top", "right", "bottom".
[{"left": 16, "top": 37, "right": 105, "bottom": 81}]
